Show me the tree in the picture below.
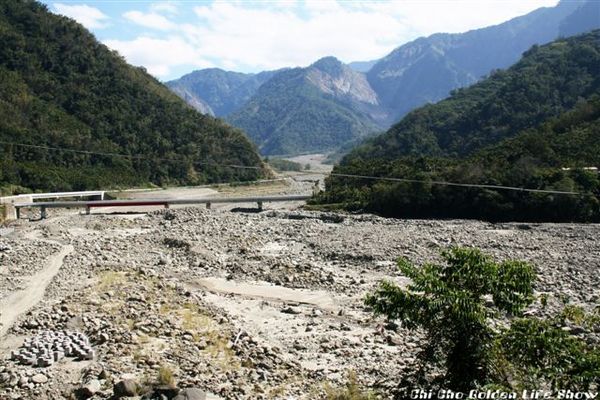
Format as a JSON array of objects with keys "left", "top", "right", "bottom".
[{"left": 365, "top": 247, "right": 535, "bottom": 390}]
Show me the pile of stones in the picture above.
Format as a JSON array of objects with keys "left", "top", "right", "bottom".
[{"left": 10, "top": 330, "right": 94, "bottom": 367}]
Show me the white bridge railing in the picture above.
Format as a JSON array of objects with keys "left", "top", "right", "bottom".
[{"left": 1, "top": 191, "right": 105, "bottom": 204}]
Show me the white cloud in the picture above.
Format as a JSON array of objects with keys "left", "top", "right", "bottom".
[
  {"left": 188, "top": 2, "right": 405, "bottom": 70},
  {"left": 102, "top": 0, "right": 559, "bottom": 78},
  {"left": 150, "top": 2, "right": 179, "bottom": 15},
  {"left": 123, "top": 10, "right": 177, "bottom": 31},
  {"left": 186, "top": 0, "right": 558, "bottom": 70},
  {"left": 53, "top": 3, "right": 109, "bottom": 29},
  {"left": 354, "top": 0, "right": 560, "bottom": 38},
  {"left": 103, "top": 36, "right": 214, "bottom": 77}
]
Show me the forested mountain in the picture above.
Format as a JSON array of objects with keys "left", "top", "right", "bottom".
[
  {"left": 165, "top": 1, "right": 598, "bottom": 157},
  {"left": 0, "top": 1, "right": 265, "bottom": 193},
  {"left": 227, "top": 57, "right": 385, "bottom": 155},
  {"left": 314, "top": 31, "right": 600, "bottom": 222},
  {"left": 348, "top": 30, "right": 600, "bottom": 161},
  {"left": 367, "top": 0, "right": 598, "bottom": 123},
  {"left": 166, "top": 69, "right": 278, "bottom": 116}
]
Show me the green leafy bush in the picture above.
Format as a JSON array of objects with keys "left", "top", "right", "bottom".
[
  {"left": 493, "top": 307, "right": 600, "bottom": 391},
  {"left": 365, "top": 247, "right": 599, "bottom": 392},
  {"left": 365, "top": 247, "right": 535, "bottom": 390}
]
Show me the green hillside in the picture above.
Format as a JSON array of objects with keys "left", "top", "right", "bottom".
[
  {"left": 0, "top": 1, "right": 265, "bottom": 193},
  {"left": 315, "top": 31, "right": 600, "bottom": 222}
]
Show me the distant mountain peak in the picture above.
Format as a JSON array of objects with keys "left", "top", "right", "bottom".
[
  {"left": 310, "top": 56, "right": 345, "bottom": 76},
  {"left": 167, "top": 68, "right": 278, "bottom": 116},
  {"left": 366, "top": 0, "right": 598, "bottom": 123}
]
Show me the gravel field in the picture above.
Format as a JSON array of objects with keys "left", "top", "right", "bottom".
[{"left": 0, "top": 187, "right": 599, "bottom": 399}]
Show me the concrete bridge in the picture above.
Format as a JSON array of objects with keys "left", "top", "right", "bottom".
[
  {"left": 1, "top": 191, "right": 106, "bottom": 220},
  {"left": 12, "top": 194, "right": 311, "bottom": 219}
]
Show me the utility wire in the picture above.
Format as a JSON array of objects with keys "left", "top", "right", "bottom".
[
  {"left": 0, "top": 140, "right": 588, "bottom": 196},
  {"left": 287, "top": 171, "right": 583, "bottom": 195},
  {"left": 327, "top": 173, "right": 582, "bottom": 195},
  {"left": 0, "top": 140, "right": 263, "bottom": 170}
]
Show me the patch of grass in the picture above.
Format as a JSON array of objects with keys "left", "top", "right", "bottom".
[
  {"left": 97, "top": 271, "right": 126, "bottom": 291},
  {"left": 170, "top": 304, "right": 241, "bottom": 371},
  {"left": 100, "top": 298, "right": 125, "bottom": 314},
  {"left": 179, "top": 303, "right": 213, "bottom": 332},
  {"left": 125, "top": 319, "right": 135, "bottom": 331},
  {"left": 157, "top": 365, "right": 176, "bottom": 387},
  {"left": 137, "top": 334, "right": 150, "bottom": 345},
  {"left": 204, "top": 333, "right": 237, "bottom": 368},
  {"left": 159, "top": 303, "right": 173, "bottom": 315},
  {"left": 132, "top": 348, "right": 146, "bottom": 362},
  {"left": 323, "top": 371, "right": 376, "bottom": 400}
]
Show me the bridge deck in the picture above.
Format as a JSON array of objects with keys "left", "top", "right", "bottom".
[{"left": 13, "top": 195, "right": 311, "bottom": 219}]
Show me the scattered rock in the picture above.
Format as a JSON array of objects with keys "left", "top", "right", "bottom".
[
  {"left": 173, "top": 388, "right": 207, "bottom": 400},
  {"left": 31, "top": 374, "right": 48, "bottom": 384},
  {"left": 281, "top": 306, "right": 301, "bottom": 315}
]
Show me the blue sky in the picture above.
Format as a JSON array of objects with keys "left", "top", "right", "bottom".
[{"left": 40, "top": 0, "right": 561, "bottom": 81}]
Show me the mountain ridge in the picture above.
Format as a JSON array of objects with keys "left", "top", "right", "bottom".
[
  {"left": 367, "top": 0, "right": 589, "bottom": 123},
  {"left": 167, "top": 0, "right": 599, "bottom": 157}
]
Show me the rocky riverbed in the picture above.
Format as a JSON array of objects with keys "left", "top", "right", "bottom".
[{"left": 0, "top": 205, "right": 599, "bottom": 399}]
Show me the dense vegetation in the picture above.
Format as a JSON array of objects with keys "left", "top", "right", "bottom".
[
  {"left": 366, "top": 247, "right": 600, "bottom": 393},
  {"left": 0, "top": 1, "right": 266, "bottom": 194},
  {"left": 315, "top": 32, "right": 600, "bottom": 222},
  {"left": 228, "top": 58, "right": 381, "bottom": 156}
]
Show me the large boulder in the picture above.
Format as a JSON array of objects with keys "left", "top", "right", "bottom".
[
  {"left": 173, "top": 388, "right": 207, "bottom": 400},
  {"left": 113, "top": 379, "right": 139, "bottom": 398},
  {"left": 75, "top": 379, "right": 101, "bottom": 398}
]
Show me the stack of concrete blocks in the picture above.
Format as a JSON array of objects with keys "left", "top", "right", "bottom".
[{"left": 10, "top": 330, "right": 95, "bottom": 367}]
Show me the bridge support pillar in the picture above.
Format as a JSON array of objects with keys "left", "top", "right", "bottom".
[
  {"left": 15, "top": 207, "right": 21, "bottom": 220},
  {"left": 206, "top": 202, "right": 211, "bottom": 209},
  {"left": 40, "top": 206, "right": 47, "bottom": 220},
  {"left": 86, "top": 206, "right": 91, "bottom": 215},
  {"left": 2, "top": 203, "right": 17, "bottom": 221},
  {"left": 257, "top": 201, "right": 263, "bottom": 211}
]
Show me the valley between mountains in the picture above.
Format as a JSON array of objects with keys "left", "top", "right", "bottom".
[{"left": 1, "top": 1, "right": 600, "bottom": 399}]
